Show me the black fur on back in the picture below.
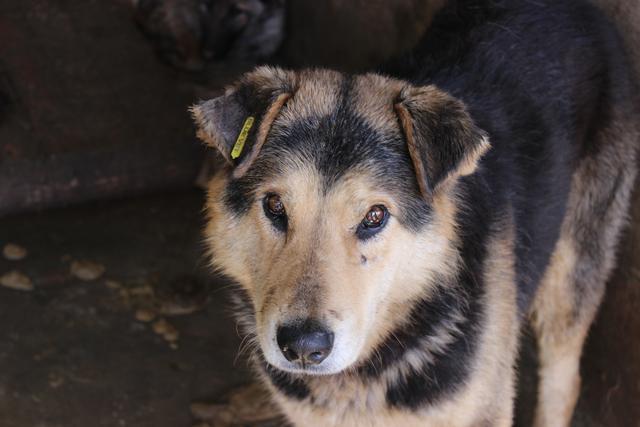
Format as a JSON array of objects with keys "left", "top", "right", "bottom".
[{"left": 382, "top": 0, "right": 634, "bottom": 311}]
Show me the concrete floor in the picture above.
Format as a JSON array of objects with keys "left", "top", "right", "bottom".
[
  {"left": 0, "top": 190, "right": 628, "bottom": 427},
  {"left": 0, "top": 191, "right": 255, "bottom": 427}
]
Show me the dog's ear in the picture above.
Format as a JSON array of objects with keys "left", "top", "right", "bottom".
[
  {"left": 394, "top": 85, "right": 490, "bottom": 199},
  {"left": 190, "top": 66, "right": 296, "bottom": 178}
]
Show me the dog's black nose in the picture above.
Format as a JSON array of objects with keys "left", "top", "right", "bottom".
[{"left": 276, "top": 320, "right": 334, "bottom": 366}]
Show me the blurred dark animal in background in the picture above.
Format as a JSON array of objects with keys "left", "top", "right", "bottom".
[
  {"left": 133, "top": 0, "right": 285, "bottom": 70},
  {"left": 133, "top": 0, "right": 445, "bottom": 72}
]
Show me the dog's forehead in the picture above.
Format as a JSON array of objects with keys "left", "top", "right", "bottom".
[
  {"left": 279, "top": 69, "right": 344, "bottom": 121},
  {"left": 262, "top": 71, "right": 409, "bottom": 175},
  {"left": 350, "top": 74, "right": 408, "bottom": 132},
  {"left": 278, "top": 71, "right": 406, "bottom": 129}
]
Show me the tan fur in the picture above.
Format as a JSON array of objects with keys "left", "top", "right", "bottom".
[
  {"left": 395, "top": 101, "right": 432, "bottom": 200},
  {"left": 266, "top": 215, "right": 519, "bottom": 427},
  {"left": 531, "top": 239, "right": 584, "bottom": 427},
  {"left": 350, "top": 73, "right": 407, "bottom": 132},
  {"left": 530, "top": 91, "right": 638, "bottom": 427},
  {"left": 278, "top": 69, "right": 344, "bottom": 124},
  {"left": 190, "top": 107, "right": 228, "bottom": 162},
  {"left": 394, "top": 85, "right": 491, "bottom": 199},
  {"left": 206, "top": 160, "right": 462, "bottom": 373},
  {"left": 455, "top": 136, "right": 491, "bottom": 177},
  {"left": 235, "top": 66, "right": 297, "bottom": 97},
  {"left": 394, "top": 99, "right": 490, "bottom": 200}
]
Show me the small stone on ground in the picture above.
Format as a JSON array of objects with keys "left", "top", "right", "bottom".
[
  {"left": 190, "top": 383, "right": 281, "bottom": 426},
  {"left": 105, "top": 279, "right": 122, "bottom": 289},
  {"left": 135, "top": 308, "right": 156, "bottom": 322},
  {"left": 70, "top": 260, "right": 106, "bottom": 281},
  {"left": 152, "top": 318, "right": 180, "bottom": 343},
  {"left": 0, "top": 270, "right": 34, "bottom": 291},
  {"left": 2, "top": 243, "right": 28, "bottom": 261},
  {"left": 156, "top": 276, "right": 208, "bottom": 316}
]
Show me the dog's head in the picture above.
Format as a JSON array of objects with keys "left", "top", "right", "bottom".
[{"left": 191, "top": 66, "right": 488, "bottom": 375}]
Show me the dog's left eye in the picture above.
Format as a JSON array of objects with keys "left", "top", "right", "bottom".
[
  {"left": 266, "top": 194, "right": 285, "bottom": 216},
  {"left": 356, "top": 205, "right": 389, "bottom": 240},
  {"left": 263, "top": 193, "right": 288, "bottom": 232}
]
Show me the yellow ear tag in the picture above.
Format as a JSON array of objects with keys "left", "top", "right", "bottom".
[{"left": 231, "top": 116, "right": 255, "bottom": 160}]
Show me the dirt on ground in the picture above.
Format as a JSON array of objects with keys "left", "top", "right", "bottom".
[{"left": 0, "top": 191, "right": 282, "bottom": 427}]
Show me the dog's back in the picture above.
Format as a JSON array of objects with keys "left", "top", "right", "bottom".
[
  {"left": 384, "top": 0, "right": 638, "bottom": 310},
  {"left": 383, "top": 3, "right": 639, "bottom": 424},
  {"left": 193, "top": 1, "right": 638, "bottom": 425}
]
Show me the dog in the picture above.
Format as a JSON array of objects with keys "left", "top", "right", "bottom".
[{"left": 190, "top": 0, "right": 638, "bottom": 425}]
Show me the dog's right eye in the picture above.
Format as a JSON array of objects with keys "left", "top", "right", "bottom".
[
  {"left": 266, "top": 194, "right": 285, "bottom": 215},
  {"left": 263, "top": 193, "right": 288, "bottom": 232},
  {"left": 356, "top": 205, "right": 389, "bottom": 240}
]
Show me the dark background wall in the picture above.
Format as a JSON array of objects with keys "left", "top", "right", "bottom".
[{"left": 0, "top": 0, "right": 245, "bottom": 216}]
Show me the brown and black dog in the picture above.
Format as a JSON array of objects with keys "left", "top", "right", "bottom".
[{"left": 191, "top": 0, "right": 638, "bottom": 425}]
